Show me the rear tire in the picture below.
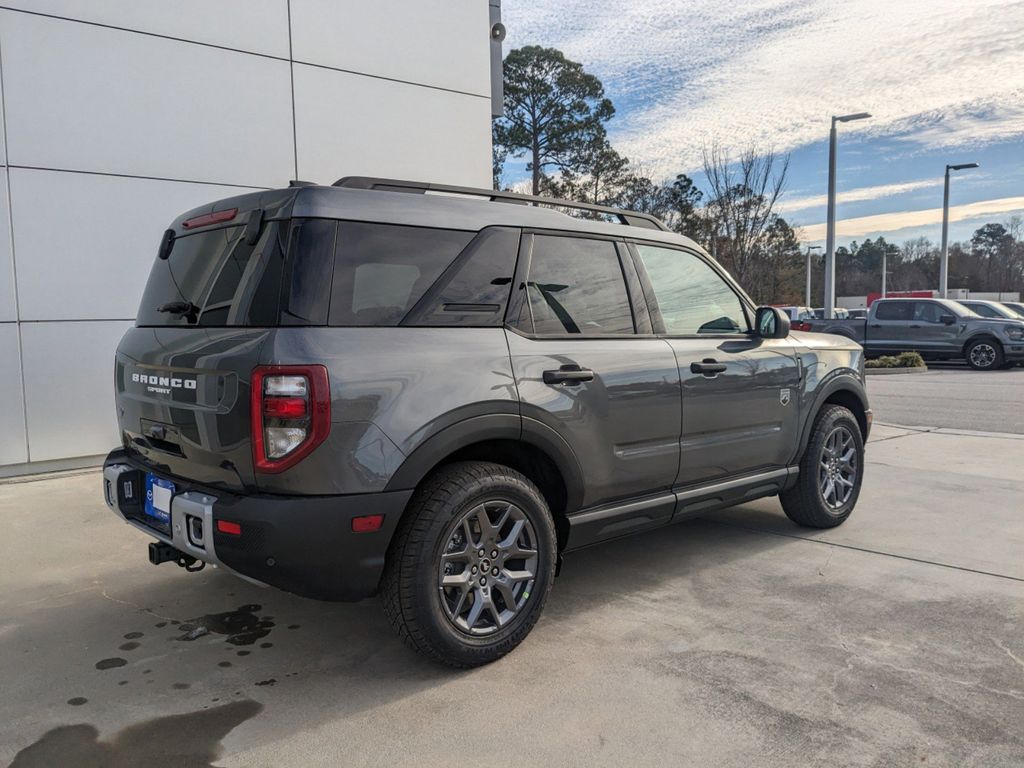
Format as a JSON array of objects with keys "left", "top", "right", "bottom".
[
  {"left": 381, "top": 461, "right": 557, "bottom": 667},
  {"left": 780, "top": 405, "right": 864, "bottom": 528},
  {"left": 966, "top": 338, "right": 1003, "bottom": 370}
]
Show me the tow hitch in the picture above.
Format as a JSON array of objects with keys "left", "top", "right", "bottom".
[{"left": 148, "top": 542, "right": 205, "bottom": 572}]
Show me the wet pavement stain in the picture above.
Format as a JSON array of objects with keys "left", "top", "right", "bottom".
[
  {"left": 8, "top": 699, "right": 263, "bottom": 768},
  {"left": 171, "top": 683, "right": 190, "bottom": 690},
  {"left": 94, "top": 658, "right": 126, "bottom": 671},
  {"left": 118, "top": 642, "right": 140, "bottom": 652},
  {"left": 175, "top": 604, "right": 273, "bottom": 646},
  {"left": 66, "top": 698, "right": 87, "bottom": 707},
  {"left": 122, "top": 632, "right": 143, "bottom": 640},
  {"left": 255, "top": 679, "right": 276, "bottom": 687},
  {"left": 217, "top": 661, "right": 232, "bottom": 668}
]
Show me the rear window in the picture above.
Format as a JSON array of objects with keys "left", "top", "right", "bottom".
[{"left": 328, "top": 223, "right": 474, "bottom": 326}]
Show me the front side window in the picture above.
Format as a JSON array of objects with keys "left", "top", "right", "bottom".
[
  {"left": 523, "top": 235, "right": 635, "bottom": 335},
  {"left": 964, "top": 302, "right": 998, "bottom": 318},
  {"left": 633, "top": 244, "right": 748, "bottom": 335},
  {"left": 913, "top": 302, "right": 944, "bottom": 323}
]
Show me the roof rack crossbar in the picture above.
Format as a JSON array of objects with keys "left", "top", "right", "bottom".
[{"left": 333, "top": 176, "right": 669, "bottom": 231}]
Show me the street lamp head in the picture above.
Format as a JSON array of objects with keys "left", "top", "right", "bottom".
[
  {"left": 947, "top": 162, "right": 979, "bottom": 171},
  {"left": 835, "top": 112, "right": 872, "bottom": 123}
]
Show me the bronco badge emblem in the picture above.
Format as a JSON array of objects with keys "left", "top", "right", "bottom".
[{"left": 780, "top": 388, "right": 791, "bottom": 406}]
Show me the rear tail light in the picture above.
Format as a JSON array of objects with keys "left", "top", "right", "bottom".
[
  {"left": 251, "top": 365, "right": 330, "bottom": 473},
  {"left": 792, "top": 321, "right": 812, "bottom": 332}
]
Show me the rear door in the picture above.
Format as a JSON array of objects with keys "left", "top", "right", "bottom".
[
  {"left": 628, "top": 241, "right": 802, "bottom": 487},
  {"left": 505, "top": 232, "right": 681, "bottom": 511},
  {"left": 868, "top": 300, "right": 913, "bottom": 352}
]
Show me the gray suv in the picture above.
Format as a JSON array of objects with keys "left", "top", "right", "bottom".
[{"left": 102, "top": 177, "right": 872, "bottom": 666}]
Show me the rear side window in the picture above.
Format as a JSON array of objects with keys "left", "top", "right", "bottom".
[
  {"left": 402, "top": 227, "right": 520, "bottom": 327},
  {"left": 874, "top": 301, "right": 912, "bottom": 321},
  {"left": 522, "top": 235, "right": 635, "bottom": 335},
  {"left": 328, "top": 223, "right": 474, "bottom": 326}
]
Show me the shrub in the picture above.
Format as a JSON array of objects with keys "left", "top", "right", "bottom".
[{"left": 865, "top": 352, "right": 925, "bottom": 369}]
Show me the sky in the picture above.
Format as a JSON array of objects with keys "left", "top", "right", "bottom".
[{"left": 501, "top": 0, "right": 1024, "bottom": 248}]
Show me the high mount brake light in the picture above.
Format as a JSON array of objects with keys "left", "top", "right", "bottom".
[
  {"left": 182, "top": 208, "right": 238, "bottom": 229},
  {"left": 251, "top": 365, "right": 330, "bottom": 473}
]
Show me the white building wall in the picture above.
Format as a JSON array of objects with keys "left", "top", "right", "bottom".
[{"left": 0, "top": 2, "right": 494, "bottom": 474}]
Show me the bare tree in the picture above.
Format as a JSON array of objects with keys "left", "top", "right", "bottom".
[{"left": 701, "top": 143, "right": 790, "bottom": 285}]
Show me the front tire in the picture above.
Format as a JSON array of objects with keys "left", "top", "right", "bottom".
[
  {"left": 780, "top": 405, "right": 864, "bottom": 528},
  {"left": 381, "top": 461, "right": 557, "bottom": 667},
  {"left": 966, "top": 338, "right": 1003, "bottom": 370}
]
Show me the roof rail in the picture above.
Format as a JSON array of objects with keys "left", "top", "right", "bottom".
[{"left": 333, "top": 176, "right": 669, "bottom": 231}]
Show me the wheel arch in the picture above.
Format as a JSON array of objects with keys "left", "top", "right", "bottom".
[
  {"left": 795, "top": 375, "right": 870, "bottom": 463},
  {"left": 962, "top": 333, "right": 1003, "bottom": 356},
  {"left": 383, "top": 414, "right": 584, "bottom": 551}
]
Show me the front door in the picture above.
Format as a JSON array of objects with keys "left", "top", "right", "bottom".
[
  {"left": 628, "top": 241, "right": 802, "bottom": 486},
  {"left": 506, "top": 233, "right": 681, "bottom": 510}
]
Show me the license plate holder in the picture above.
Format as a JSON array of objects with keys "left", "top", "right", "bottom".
[{"left": 145, "top": 473, "right": 175, "bottom": 525}]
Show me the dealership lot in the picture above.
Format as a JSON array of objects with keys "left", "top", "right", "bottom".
[{"left": 2, "top": 369, "right": 1022, "bottom": 767}]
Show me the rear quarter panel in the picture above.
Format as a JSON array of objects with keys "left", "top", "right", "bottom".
[{"left": 259, "top": 327, "right": 518, "bottom": 494}]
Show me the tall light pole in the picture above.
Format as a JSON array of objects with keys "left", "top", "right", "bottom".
[
  {"left": 940, "top": 162, "right": 979, "bottom": 298},
  {"left": 805, "top": 245, "right": 821, "bottom": 308},
  {"left": 825, "top": 112, "right": 871, "bottom": 319},
  {"left": 882, "top": 245, "right": 896, "bottom": 298}
]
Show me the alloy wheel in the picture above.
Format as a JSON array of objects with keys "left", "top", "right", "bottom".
[
  {"left": 437, "top": 500, "right": 539, "bottom": 636},
  {"left": 819, "top": 425, "right": 857, "bottom": 509},
  {"left": 969, "top": 343, "right": 996, "bottom": 368}
]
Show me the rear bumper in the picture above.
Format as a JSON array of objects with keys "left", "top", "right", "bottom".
[{"left": 102, "top": 449, "right": 412, "bottom": 601}]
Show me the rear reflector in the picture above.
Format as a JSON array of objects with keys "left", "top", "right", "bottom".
[
  {"left": 263, "top": 396, "right": 307, "bottom": 419},
  {"left": 216, "top": 520, "right": 242, "bottom": 536},
  {"left": 351, "top": 514, "right": 384, "bottom": 533},
  {"left": 182, "top": 208, "right": 238, "bottom": 229}
]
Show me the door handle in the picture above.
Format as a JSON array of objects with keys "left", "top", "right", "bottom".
[
  {"left": 543, "top": 365, "right": 594, "bottom": 385},
  {"left": 690, "top": 359, "right": 727, "bottom": 377},
  {"left": 909, "top": 324, "right": 921, "bottom": 328},
  {"left": 869, "top": 323, "right": 882, "bottom": 328}
]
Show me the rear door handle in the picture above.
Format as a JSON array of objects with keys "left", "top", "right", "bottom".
[
  {"left": 543, "top": 365, "right": 594, "bottom": 385},
  {"left": 690, "top": 359, "right": 727, "bottom": 377},
  {"left": 869, "top": 323, "right": 882, "bottom": 328},
  {"left": 909, "top": 324, "right": 921, "bottom": 328}
]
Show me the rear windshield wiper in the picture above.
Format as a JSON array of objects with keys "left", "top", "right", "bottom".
[{"left": 156, "top": 300, "right": 199, "bottom": 322}]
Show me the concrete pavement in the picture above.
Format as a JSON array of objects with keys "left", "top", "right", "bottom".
[
  {"left": 1, "top": 424, "right": 1022, "bottom": 767},
  {"left": 868, "top": 366, "right": 1024, "bottom": 434}
]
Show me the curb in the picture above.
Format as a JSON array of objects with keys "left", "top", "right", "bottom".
[{"left": 865, "top": 366, "right": 929, "bottom": 376}]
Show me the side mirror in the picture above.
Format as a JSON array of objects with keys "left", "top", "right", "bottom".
[
  {"left": 941, "top": 314, "right": 956, "bottom": 325},
  {"left": 755, "top": 306, "right": 790, "bottom": 339}
]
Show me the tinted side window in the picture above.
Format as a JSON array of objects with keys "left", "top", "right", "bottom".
[
  {"left": 634, "top": 243, "right": 748, "bottom": 334},
  {"left": 328, "top": 223, "right": 474, "bottom": 326},
  {"left": 280, "top": 219, "right": 337, "bottom": 325},
  {"left": 966, "top": 303, "right": 997, "bottom": 318},
  {"left": 874, "top": 301, "right": 912, "bottom": 321},
  {"left": 404, "top": 227, "right": 520, "bottom": 327},
  {"left": 525, "top": 235, "right": 634, "bottom": 335}
]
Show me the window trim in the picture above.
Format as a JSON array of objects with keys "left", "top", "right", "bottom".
[
  {"left": 504, "top": 229, "right": 650, "bottom": 340},
  {"left": 624, "top": 239, "right": 756, "bottom": 339}
]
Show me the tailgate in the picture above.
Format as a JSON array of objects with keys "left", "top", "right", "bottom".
[{"left": 114, "top": 326, "right": 270, "bottom": 492}]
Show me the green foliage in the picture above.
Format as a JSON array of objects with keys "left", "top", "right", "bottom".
[
  {"left": 493, "top": 46, "right": 614, "bottom": 195},
  {"left": 866, "top": 352, "right": 925, "bottom": 369}
]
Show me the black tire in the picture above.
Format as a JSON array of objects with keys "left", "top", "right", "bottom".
[
  {"left": 380, "top": 461, "right": 557, "bottom": 668},
  {"left": 780, "top": 405, "right": 864, "bottom": 528},
  {"left": 965, "top": 338, "right": 1003, "bottom": 370}
]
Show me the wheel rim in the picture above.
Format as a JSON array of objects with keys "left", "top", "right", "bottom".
[
  {"left": 970, "top": 343, "right": 996, "bottom": 368},
  {"left": 818, "top": 425, "right": 857, "bottom": 510},
  {"left": 437, "top": 500, "right": 539, "bottom": 636}
]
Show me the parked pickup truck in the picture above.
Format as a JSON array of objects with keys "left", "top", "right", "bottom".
[{"left": 801, "top": 297, "right": 1024, "bottom": 370}]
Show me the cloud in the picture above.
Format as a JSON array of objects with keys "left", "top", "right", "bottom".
[
  {"left": 798, "top": 196, "right": 1024, "bottom": 240},
  {"left": 503, "top": 0, "right": 1024, "bottom": 176},
  {"left": 777, "top": 178, "right": 941, "bottom": 215}
]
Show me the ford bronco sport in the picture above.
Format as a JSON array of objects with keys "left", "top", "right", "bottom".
[{"left": 103, "top": 177, "right": 871, "bottom": 667}]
